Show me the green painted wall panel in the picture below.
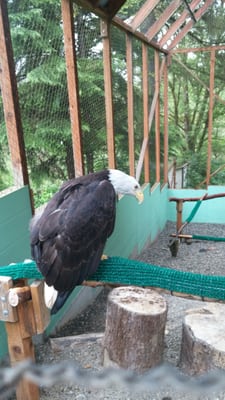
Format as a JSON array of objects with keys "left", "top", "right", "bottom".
[
  {"left": 0, "top": 187, "right": 32, "bottom": 265},
  {"left": 167, "top": 186, "right": 225, "bottom": 224}
]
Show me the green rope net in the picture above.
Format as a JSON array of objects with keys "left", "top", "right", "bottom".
[{"left": 1, "top": 257, "right": 225, "bottom": 301}]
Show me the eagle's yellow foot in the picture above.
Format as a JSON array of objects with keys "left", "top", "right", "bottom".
[{"left": 101, "top": 254, "right": 108, "bottom": 260}]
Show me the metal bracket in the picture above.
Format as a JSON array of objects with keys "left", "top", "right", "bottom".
[{"left": 0, "top": 277, "right": 18, "bottom": 322}]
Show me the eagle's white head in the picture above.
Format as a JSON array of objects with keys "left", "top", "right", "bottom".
[{"left": 109, "top": 169, "right": 144, "bottom": 204}]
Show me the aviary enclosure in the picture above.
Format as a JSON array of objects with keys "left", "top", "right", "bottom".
[{"left": 1, "top": 0, "right": 225, "bottom": 396}]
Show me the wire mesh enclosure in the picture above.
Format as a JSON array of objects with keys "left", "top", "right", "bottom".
[{"left": 1, "top": 0, "right": 225, "bottom": 206}]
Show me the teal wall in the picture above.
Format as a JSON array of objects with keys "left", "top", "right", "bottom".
[
  {"left": 167, "top": 186, "right": 225, "bottom": 224},
  {"left": 0, "top": 186, "right": 33, "bottom": 361}
]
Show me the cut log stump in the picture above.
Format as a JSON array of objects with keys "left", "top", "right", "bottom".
[
  {"left": 103, "top": 286, "right": 167, "bottom": 372},
  {"left": 180, "top": 303, "right": 225, "bottom": 375}
]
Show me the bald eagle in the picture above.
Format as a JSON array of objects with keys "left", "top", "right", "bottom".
[{"left": 30, "top": 169, "right": 143, "bottom": 314}]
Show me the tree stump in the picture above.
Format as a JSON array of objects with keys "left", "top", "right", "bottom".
[
  {"left": 180, "top": 303, "right": 225, "bottom": 375},
  {"left": 103, "top": 286, "right": 167, "bottom": 372}
]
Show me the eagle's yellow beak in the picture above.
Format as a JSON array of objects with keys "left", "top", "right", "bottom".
[{"left": 135, "top": 189, "right": 144, "bottom": 204}]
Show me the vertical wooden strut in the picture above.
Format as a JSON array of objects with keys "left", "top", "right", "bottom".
[
  {"left": 1, "top": 278, "right": 50, "bottom": 400},
  {"left": 126, "top": 33, "right": 135, "bottom": 177},
  {"left": 206, "top": 50, "right": 215, "bottom": 187},
  {"left": 61, "top": 0, "right": 84, "bottom": 177},
  {"left": 101, "top": 19, "right": 116, "bottom": 169},
  {"left": 0, "top": 1, "right": 31, "bottom": 195}
]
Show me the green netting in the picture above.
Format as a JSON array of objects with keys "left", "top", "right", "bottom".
[{"left": 1, "top": 257, "right": 225, "bottom": 300}]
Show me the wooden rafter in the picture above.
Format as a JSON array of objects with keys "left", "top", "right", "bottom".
[
  {"left": 167, "top": 0, "right": 215, "bottom": 50},
  {"left": 130, "top": 0, "right": 160, "bottom": 31},
  {"left": 146, "top": 0, "right": 182, "bottom": 41},
  {"left": 159, "top": 0, "right": 202, "bottom": 48}
]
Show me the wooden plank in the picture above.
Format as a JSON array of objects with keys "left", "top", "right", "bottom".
[
  {"left": 155, "top": 51, "right": 160, "bottom": 183},
  {"left": 146, "top": 0, "right": 182, "bottom": 41},
  {"left": 0, "top": 1, "right": 30, "bottom": 188},
  {"left": 30, "top": 280, "right": 50, "bottom": 334},
  {"left": 172, "top": 44, "right": 225, "bottom": 54},
  {"left": 163, "top": 57, "right": 169, "bottom": 184},
  {"left": 168, "top": 0, "right": 215, "bottom": 50},
  {"left": 5, "top": 301, "right": 39, "bottom": 400},
  {"left": 159, "top": 0, "right": 201, "bottom": 48},
  {"left": 126, "top": 33, "right": 135, "bottom": 177},
  {"left": 142, "top": 43, "right": 150, "bottom": 183},
  {"left": 101, "top": 20, "right": 116, "bottom": 169},
  {"left": 130, "top": 0, "right": 160, "bottom": 31},
  {"left": 61, "top": 0, "right": 84, "bottom": 177},
  {"left": 206, "top": 50, "right": 215, "bottom": 187},
  {"left": 0, "top": 277, "right": 18, "bottom": 322},
  {"left": 112, "top": 16, "right": 168, "bottom": 55},
  {"left": 136, "top": 57, "right": 165, "bottom": 182}
]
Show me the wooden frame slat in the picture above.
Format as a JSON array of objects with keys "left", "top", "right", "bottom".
[
  {"left": 142, "top": 43, "right": 150, "bottom": 183},
  {"left": 101, "top": 20, "right": 116, "bottom": 169},
  {"left": 168, "top": 0, "right": 215, "bottom": 50},
  {"left": 154, "top": 50, "right": 160, "bottom": 183},
  {"left": 159, "top": 0, "right": 201, "bottom": 48},
  {"left": 206, "top": 50, "right": 215, "bottom": 187},
  {"left": 0, "top": 1, "right": 29, "bottom": 188},
  {"left": 126, "top": 33, "right": 135, "bottom": 177},
  {"left": 130, "top": 0, "right": 160, "bottom": 31},
  {"left": 163, "top": 57, "right": 169, "bottom": 184},
  {"left": 61, "top": 0, "right": 84, "bottom": 177},
  {"left": 146, "top": 0, "right": 182, "bottom": 41}
]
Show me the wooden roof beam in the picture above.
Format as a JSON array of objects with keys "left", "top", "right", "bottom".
[
  {"left": 112, "top": 16, "right": 169, "bottom": 54},
  {"left": 130, "top": 0, "right": 160, "bottom": 31},
  {"left": 146, "top": 0, "right": 182, "bottom": 41},
  {"left": 159, "top": 0, "right": 201, "bottom": 48},
  {"left": 167, "top": 0, "right": 215, "bottom": 50}
]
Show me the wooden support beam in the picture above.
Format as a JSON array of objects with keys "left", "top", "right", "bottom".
[
  {"left": 159, "top": 0, "right": 201, "bottom": 48},
  {"left": 155, "top": 51, "right": 160, "bottom": 183},
  {"left": 142, "top": 43, "right": 150, "bottom": 183},
  {"left": 146, "top": 0, "right": 182, "bottom": 41},
  {"left": 0, "top": 1, "right": 30, "bottom": 188},
  {"left": 168, "top": 0, "right": 215, "bottom": 50},
  {"left": 163, "top": 57, "right": 169, "bottom": 184},
  {"left": 171, "top": 44, "right": 225, "bottom": 54},
  {"left": 101, "top": 20, "right": 116, "bottom": 169},
  {"left": 5, "top": 299, "right": 39, "bottom": 400},
  {"left": 130, "top": 0, "right": 160, "bottom": 31},
  {"left": 126, "top": 33, "right": 135, "bottom": 177},
  {"left": 112, "top": 16, "right": 168, "bottom": 55},
  {"left": 206, "top": 50, "right": 215, "bottom": 187},
  {"left": 61, "top": 0, "right": 84, "bottom": 177},
  {"left": 136, "top": 57, "right": 165, "bottom": 182}
]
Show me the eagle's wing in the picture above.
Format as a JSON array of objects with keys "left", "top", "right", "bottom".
[{"left": 31, "top": 179, "right": 116, "bottom": 292}]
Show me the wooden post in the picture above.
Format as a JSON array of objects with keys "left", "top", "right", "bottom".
[
  {"left": 155, "top": 50, "right": 160, "bottom": 183},
  {"left": 142, "top": 43, "right": 150, "bottom": 183},
  {"left": 61, "top": 0, "right": 84, "bottom": 177},
  {"left": 176, "top": 199, "right": 183, "bottom": 232},
  {"left": 0, "top": 1, "right": 33, "bottom": 212},
  {"left": 206, "top": 50, "right": 215, "bottom": 187},
  {"left": 101, "top": 19, "right": 116, "bottom": 169},
  {"left": 163, "top": 56, "right": 169, "bottom": 184},
  {"left": 5, "top": 298, "right": 39, "bottom": 400},
  {"left": 103, "top": 286, "right": 167, "bottom": 372},
  {"left": 0, "top": 278, "right": 50, "bottom": 400},
  {"left": 126, "top": 33, "right": 135, "bottom": 177}
]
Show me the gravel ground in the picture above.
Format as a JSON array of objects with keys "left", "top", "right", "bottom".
[{"left": 9, "top": 222, "right": 225, "bottom": 399}]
